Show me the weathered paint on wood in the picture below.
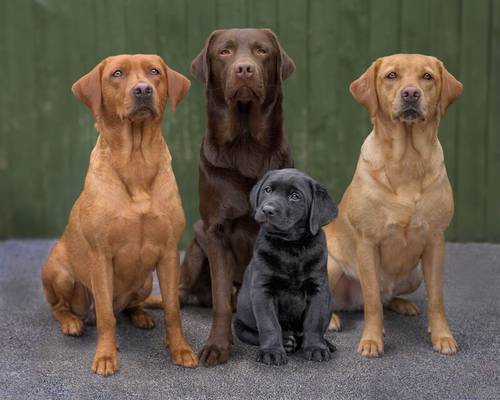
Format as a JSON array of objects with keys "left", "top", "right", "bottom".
[{"left": 0, "top": 0, "right": 498, "bottom": 243}]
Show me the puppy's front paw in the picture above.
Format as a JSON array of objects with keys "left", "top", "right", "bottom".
[
  {"left": 129, "top": 310, "right": 155, "bottom": 329},
  {"left": 91, "top": 349, "right": 119, "bottom": 377},
  {"left": 432, "top": 335, "right": 458, "bottom": 355},
  {"left": 358, "top": 335, "right": 384, "bottom": 358},
  {"left": 303, "top": 345, "right": 333, "bottom": 362},
  {"left": 256, "top": 349, "right": 287, "bottom": 366}
]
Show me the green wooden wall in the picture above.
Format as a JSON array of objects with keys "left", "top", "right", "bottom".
[{"left": 1, "top": 0, "right": 499, "bottom": 243}]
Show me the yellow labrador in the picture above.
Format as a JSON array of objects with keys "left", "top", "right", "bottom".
[{"left": 325, "top": 54, "right": 463, "bottom": 357}]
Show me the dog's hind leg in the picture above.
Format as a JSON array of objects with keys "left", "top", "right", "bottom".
[
  {"left": 233, "top": 318, "right": 259, "bottom": 346},
  {"left": 385, "top": 266, "right": 422, "bottom": 316},
  {"left": 41, "top": 241, "right": 84, "bottom": 336},
  {"left": 126, "top": 275, "right": 156, "bottom": 329}
]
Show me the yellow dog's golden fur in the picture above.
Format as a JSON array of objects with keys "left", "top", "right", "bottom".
[{"left": 325, "top": 54, "right": 463, "bottom": 357}]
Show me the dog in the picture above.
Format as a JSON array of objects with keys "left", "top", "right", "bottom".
[
  {"left": 175, "top": 29, "right": 295, "bottom": 366},
  {"left": 324, "top": 54, "right": 463, "bottom": 357},
  {"left": 41, "top": 54, "right": 198, "bottom": 376},
  {"left": 234, "top": 169, "right": 337, "bottom": 365}
]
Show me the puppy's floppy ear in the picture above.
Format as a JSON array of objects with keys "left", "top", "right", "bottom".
[
  {"left": 72, "top": 59, "right": 106, "bottom": 118},
  {"left": 350, "top": 59, "right": 379, "bottom": 118},
  {"left": 309, "top": 182, "right": 337, "bottom": 236},
  {"left": 250, "top": 171, "right": 272, "bottom": 212},
  {"left": 439, "top": 61, "right": 463, "bottom": 116},
  {"left": 263, "top": 29, "right": 295, "bottom": 81},
  {"left": 190, "top": 30, "right": 222, "bottom": 84}
]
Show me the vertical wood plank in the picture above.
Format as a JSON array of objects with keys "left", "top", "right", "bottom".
[
  {"left": 332, "top": 0, "right": 370, "bottom": 194},
  {"left": 486, "top": 0, "right": 500, "bottom": 242},
  {"left": 455, "top": 0, "right": 490, "bottom": 241},
  {"left": 0, "top": 0, "right": 8, "bottom": 237},
  {"left": 400, "top": 0, "right": 431, "bottom": 54},
  {"left": 278, "top": 0, "right": 309, "bottom": 171},
  {"left": 247, "top": 0, "right": 278, "bottom": 30},
  {"left": 307, "top": 0, "right": 339, "bottom": 196},
  {"left": 185, "top": 0, "right": 217, "bottom": 243},
  {"left": 4, "top": 0, "right": 43, "bottom": 236}
]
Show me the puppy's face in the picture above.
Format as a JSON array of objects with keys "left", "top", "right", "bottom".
[
  {"left": 72, "top": 54, "right": 190, "bottom": 121},
  {"left": 250, "top": 169, "right": 337, "bottom": 238},
  {"left": 190, "top": 29, "right": 295, "bottom": 105},
  {"left": 350, "top": 54, "right": 463, "bottom": 122}
]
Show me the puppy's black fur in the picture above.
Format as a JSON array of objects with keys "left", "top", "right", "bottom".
[{"left": 234, "top": 168, "right": 338, "bottom": 365}]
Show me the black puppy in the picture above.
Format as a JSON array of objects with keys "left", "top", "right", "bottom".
[{"left": 234, "top": 168, "right": 338, "bottom": 365}]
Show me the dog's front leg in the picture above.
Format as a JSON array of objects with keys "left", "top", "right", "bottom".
[
  {"left": 252, "top": 287, "right": 287, "bottom": 366},
  {"left": 357, "top": 238, "right": 384, "bottom": 357},
  {"left": 422, "top": 233, "right": 457, "bottom": 355},
  {"left": 90, "top": 256, "right": 118, "bottom": 376},
  {"left": 199, "top": 224, "right": 234, "bottom": 367},
  {"left": 157, "top": 246, "right": 198, "bottom": 368},
  {"left": 302, "top": 281, "right": 335, "bottom": 361}
]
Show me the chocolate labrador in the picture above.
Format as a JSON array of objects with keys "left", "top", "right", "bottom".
[
  {"left": 179, "top": 29, "right": 295, "bottom": 366},
  {"left": 325, "top": 54, "right": 463, "bottom": 357},
  {"left": 41, "top": 54, "right": 197, "bottom": 376},
  {"left": 234, "top": 169, "right": 337, "bottom": 365}
]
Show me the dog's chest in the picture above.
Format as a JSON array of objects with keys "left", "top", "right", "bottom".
[{"left": 110, "top": 193, "right": 175, "bottom": 271}]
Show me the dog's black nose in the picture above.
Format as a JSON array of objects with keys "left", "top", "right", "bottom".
[
  {"left": 132, "top": 83, "right": 153, "bottom": 99},
  {"left": 401, "top": 86, "right": 421, "bottom": 102},
  {"left": 234, "top": 62, "right": 255, "bottom": 79},
  {"left": 262, "top": 204, "right": 276, "bottom": 217}
]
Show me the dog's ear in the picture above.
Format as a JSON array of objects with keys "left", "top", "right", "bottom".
[
  {"left": 350, "top": 59, "right": 379, "bottom": 118},
  {"left": 309, "top": 181, "right": 337, "bottom": 236},
  {"left": 250, "top": 171, "right": 272, "bottom": 212},
  {"left": 263, "top": 29, "right": 295, "bottom": 81},
  {"left": 164, "top": 63, "right": 191, "bottom": 112},
  {"left": 72, "top": 59, "right": 106, "bottom": 118},
  {"left": 439, "top": 61, "right": 463, "bottom": 116},
  {"left": 190, "top": 30, "right": 222, "bottom": 84}
]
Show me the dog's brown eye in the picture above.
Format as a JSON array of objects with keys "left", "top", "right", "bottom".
[
  {"left": 150, "top": 68, "right": 160, "bottom": 75},
  {"left": 289, "top": 192, "right": 300, "bottom": 201},
  {"left": 263, "top": 186, "right": 272, "bottom": 194},
  {"left": 386, "top": 72, "right": 397, "bottom": 80},
  {"left": 256, "top": 48, "right": 267, "bottom": 55},
  {"left": 220, "top": 49, "right": 231, "bottom": 56},
  {"left": 423, "top": 73, "right": 433, "bottom": 80},
  {"left": 112, "top": 69, "right": 123, "bottom": 78}
]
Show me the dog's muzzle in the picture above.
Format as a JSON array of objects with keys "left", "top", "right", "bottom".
[{"left": 397, "top": 85, "right": 423, "bottom": 121}]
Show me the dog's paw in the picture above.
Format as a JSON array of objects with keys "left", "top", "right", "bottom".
[
  {"left": 199, "top": 340, "right": 231, "bottom": 367},
  {"left": 386, "top": 297, "right": 420, "bottom": 316},
  {"left": 432, "top": 335, "right": 458, "bottom": 355},
  {"left": 60, "top": 314, "right": 84, "bottom": 336},
  {"left": 256, "top": 349, "right": 287, "bottom": 366},
  {"left": 128, "top": 310, "right": 155, "bottom": 329},
  {"left": 171, "top": 346, "right": 198, "bottom": 368},
  {"left": 303, "top": 344, "right": 333, "bottom": 362},
  {"left": 358, "top": 336, "right": 384, "bottom": 358},
  {"left": 328, "top": 313, "right": 342, "bottom": 331},
  {"left": 91, "top": 350, "right": 119, "bottom": 377}
]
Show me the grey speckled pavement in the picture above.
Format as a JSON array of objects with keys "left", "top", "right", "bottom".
[{"left": 0, "top": 240, "right": 499, "bottom": 400}]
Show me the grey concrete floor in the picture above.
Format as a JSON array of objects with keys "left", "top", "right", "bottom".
[{"left": 0, "top": 240, "right": 499, "bottom": 399}]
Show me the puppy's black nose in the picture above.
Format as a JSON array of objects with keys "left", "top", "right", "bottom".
[
  {"left": 132, "top": 83, "right": 153, "bottom": 99},
  {"left": 401, "top": 86, "right": 421, "bottom": 102},
  {"left": 234, "top": 62, "right": 255, "bottom": 79},
  {"left": 262, "top": 204, "right": 276, "bottom": 217}
]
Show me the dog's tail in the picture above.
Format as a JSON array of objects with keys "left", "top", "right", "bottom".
[{"left": 143, "top": 294, "right": 163, "bottom": 309}]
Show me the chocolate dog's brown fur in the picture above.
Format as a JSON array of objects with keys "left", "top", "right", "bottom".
[
  {"left": 177, "top": 29, "right": 295, "bottom": 366},
  {"left": 41, "top": 54, "right": 197, "bottom": 376},
  {"left": 325, "top": 54, "right": 463, "bottom": 357}
]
